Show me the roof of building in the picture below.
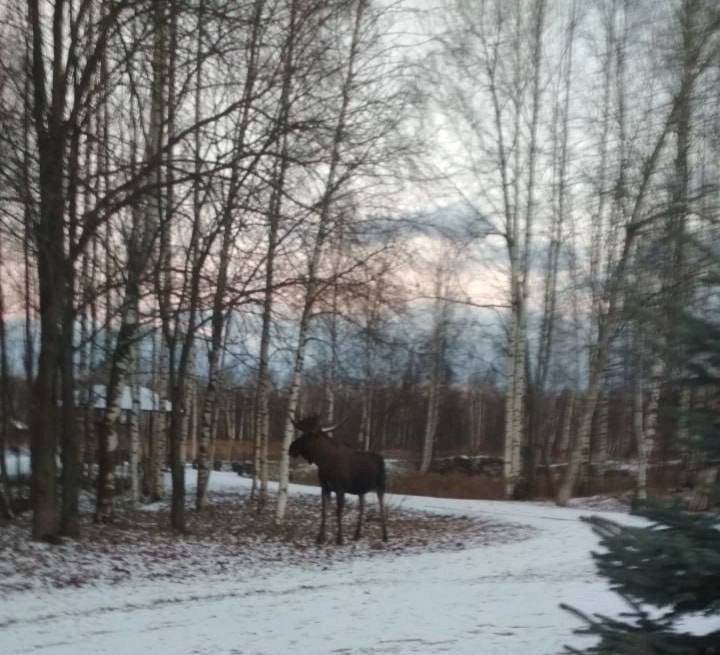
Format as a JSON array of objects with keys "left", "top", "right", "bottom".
[{"left": 76, "top": 384, "right": 171, "bottom": 412}]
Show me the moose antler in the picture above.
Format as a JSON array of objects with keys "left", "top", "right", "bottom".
[{"left": 320, "top": 416, "right": 349, "bottom": 433}]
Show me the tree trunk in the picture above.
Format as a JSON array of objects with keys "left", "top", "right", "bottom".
[
  {"left": 276, "top": 302, "right": 312, "bottom": 522},
  {"left": 129, "top": 346, "right": 142, "bottom": 505},
  {"left": 95, "top": 300, "right": 139, "bottom": 522},
  {"left": 60, "top": 259, "right": 79, "bottom": 537},
  {"left": 196, "top": 355, "right": 221, "bottom": 510},
  {"left": 595, "top": 390, "right": 609, "bottom": 465},
  {"left": 29, "top": 85, "right": 66, "bottom": 542},
  {"left": 151, "top": 344, "right": 168, "bottom": 502},
  {"left": 276, "top": 0, "right": 368, "bottom": 523},
  {"left": 359, "top": 386, "right": 373, "bottom": 452},
  {"left": 637, "top": 352, "right": 663, "bottom": 500},
  {"left": 557, "top": 322, "right": 611, "bottom": 505},
  {"left": 0, "top": 238, "right": 13, "bottom": 518},
  {"left": 420, "top": 279, "right": 446, "bottom": 474},
  {"left": 504, "top": 283, "right": 526, "bottom": 498},
  {"left": 556, "top": 393, "right": 574, "bottom": 461}
]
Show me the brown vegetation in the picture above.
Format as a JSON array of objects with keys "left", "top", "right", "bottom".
[{"left": 0, "top": 488, "right": 529, "bottom": 595}]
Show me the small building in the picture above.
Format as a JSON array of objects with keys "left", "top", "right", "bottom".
[
  {"left": 76, "top": 384, "right": 171, "bottom": 465},
  {"left": 78, "top": 384, "right": 171, "bottom": 416}
]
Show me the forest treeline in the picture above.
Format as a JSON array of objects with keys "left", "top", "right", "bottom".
[{"left": 0, "top": 0, "right": 718, "bottom": 540}]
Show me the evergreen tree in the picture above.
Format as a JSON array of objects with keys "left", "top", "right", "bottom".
[{"left": 562, "top": 272, "right": 720, "bottom": 654}]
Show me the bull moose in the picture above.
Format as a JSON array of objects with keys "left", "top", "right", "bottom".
[{"left": 288, "top": 416, "right": 388, "bottom": 545}]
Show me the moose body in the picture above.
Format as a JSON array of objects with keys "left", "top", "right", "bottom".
[{"left": 289, "top": 416, "right": 388, "bottom": 545}]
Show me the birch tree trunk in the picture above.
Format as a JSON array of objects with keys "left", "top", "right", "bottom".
[
  {"left": 504, "top": 276, "right": 526, "bottom": 497},
  {"left": 276, "top": 303, "right": 313, "bottom": 521},
  {"left": 359, "top": 387, "right": 373, "bottom": 452},
  {"left": 129, "top": 346, "right": 142, "bottom": 506},
  {"left": 324, "top": 227, "right": 346, "bottom": 426},
  {"left": 250, "top": 0, "right": 284, "bottom": 502},
  {"left": 537, "top": 0, "right": 574, "bottom": 392},
  {"left": 194, "top": 0, "right": 255, "bottom": 511},
  {"left": 95, "top": 299, "right": 140, "bottom": 522},
  {"left": 555, "top": 0, "right": 715, "bottom": 504},
  {"left": 0, "top": 237, "right": 13, "bottom": 518},
  {"left": 275, "top": 0, "right": 367, "bottom": 523},
  {"left": 419, "top": 373, "right": 440, "bottom": 474},
  {"left": 95, "top": 0, "right": 166, "bottom": 518},
  {"left": 152, "top": 344, "right": 168, "bottom": 502},
  {"left": 420, "top": 272, "right": 447, "bottom": 474},
  {"left": 637, "top": 352, "right": 663, "bottom": 500}
]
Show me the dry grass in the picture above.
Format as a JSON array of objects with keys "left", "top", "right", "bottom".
[
  {"left": 387, "top": 471, "right": 505, "bottom": 500},
  {"left": 290, "top": 463, "right": 505, "bottom": 500},
  {"left": 292, "top": 458, "right": 684, "bottom": 502}
]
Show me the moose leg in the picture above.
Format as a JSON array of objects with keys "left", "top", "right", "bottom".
[
  {"left": 317, "top": 485, "right": 330, "bottom": 544},
  {"left": 354, "top": 494, "right": 365, "bottom": 540},
  {"left": 335, "top": 491, "right": 345, "bottom": 545},
  {"left": 378, "top": 490, "right": 388, "bottom": 542}
]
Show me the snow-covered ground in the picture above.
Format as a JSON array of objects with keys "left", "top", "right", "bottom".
[{"left": 0, "top": 472, "right": 705, "bottom": 654}]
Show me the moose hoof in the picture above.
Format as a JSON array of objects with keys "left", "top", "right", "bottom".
[
  {"left": 316, "top": 534, "right": 326, "bottom": 545},
  {"left": 336, "top": 536, "right": 344, "bottom": 546},
  {"left": 353, "top": 532, "right": 361, "bottom": 541}
]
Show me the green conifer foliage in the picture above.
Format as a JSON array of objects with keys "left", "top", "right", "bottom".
[{"left": 562, "top": 272, "right": 720, "bottom": 654}]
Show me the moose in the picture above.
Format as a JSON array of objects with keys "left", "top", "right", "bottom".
[{"left": 288, "top": 416, "right": 388, "bottom": 545}]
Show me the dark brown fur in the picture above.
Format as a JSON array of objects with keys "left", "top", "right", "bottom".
[{"left": 289, "top": 416, "right": 388, "bottom": 545}]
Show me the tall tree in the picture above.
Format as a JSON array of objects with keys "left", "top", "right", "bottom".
[
  {"left": 25, "top": 0, "right": 138, "bottom": 540},
  {"left": 197, "top": 0, "right": 270, "bottom": 510},
  {"left": 433, "top": 0, "right": 547, "bottom": 498},
  {"left": 275, "top": 0, "right": 375, "bottom": 522},
  {"left": 557, "top": 0, "right": 720, "bottom": 504},
  {"left": 563, "top": 264, "right": 720, "bottom": 652}
]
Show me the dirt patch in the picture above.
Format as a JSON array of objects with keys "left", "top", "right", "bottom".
[{"left": 0, "top": 489, "right": 530, "bottom": 595}]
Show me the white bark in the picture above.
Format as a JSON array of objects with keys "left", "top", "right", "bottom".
[
  {"left": 275, "top": 0, "right": 367, "bottom": 523},
  {"left": 196, "top": 365, "right": 219, "bottom": 509},
  {"left": 152, "top": 344, "right": 168, "bottom": 502},
  {"left": 95, "top": 301, "right": 138, "bottom": 522},
  {"left": 420, "top": 274, "right": 448, "bottom": 474},
  {"left": 637, "top": 352, "right": 664, "bottom": 500},
  {"left": 359, "top": 389, "right": 372, "bottom": 452},
  {"left": 129, "top": 346, "right": 142, "bottom": 506},
  {"left": 276, "top": 309, "right": 311, "bottom": 521},
  {"left": 504, "top": 281, "right": 526, "bottom": 497}
]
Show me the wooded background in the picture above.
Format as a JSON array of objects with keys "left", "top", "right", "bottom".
[{"left": 0, "top": 0, "right": 718, "bottom": 539}]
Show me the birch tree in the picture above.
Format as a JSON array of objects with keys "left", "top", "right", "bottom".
[
  {"left": 196, "top": 0, "right": 271, "bottom": 510},
  {"left": 0, "top": 235, "right": 13, "bottom": 518},
  {"left": 633, "top": 0, "right": 715, "bottom": 500},
  {"left": 556, "top": 0, "right": 720, "bottom": 504},
  {"left": 24, "top": 0, "right": 150, "bottom": 540},
  {"left": 95, "top": 0, "right": 165, "bottom": 522},
  {"left": 419, "top": 263, "right": 451, "bottom": 474},
  {"left": 276, "top": 0, "right": 384, "bottom": 522},
  {"left": 433, "top": 0, "right": 547, "bottom": 498}
]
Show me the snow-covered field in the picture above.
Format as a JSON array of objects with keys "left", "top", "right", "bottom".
[{"left": 0, "top": 472, "right": 673, "bottom": 654}]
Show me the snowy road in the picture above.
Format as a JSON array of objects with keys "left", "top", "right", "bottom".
[{"left": 1, "top": 474, "right": 643, "bottom": 655}]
